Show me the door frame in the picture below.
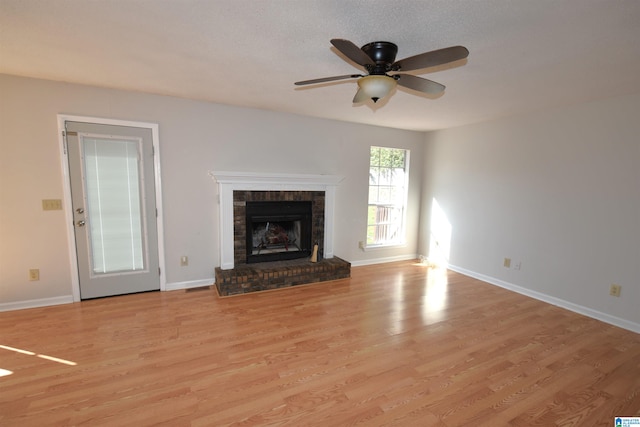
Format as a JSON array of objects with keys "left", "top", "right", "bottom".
[{"left": 57, "top": 114, "right": 166, "bottom": 301}]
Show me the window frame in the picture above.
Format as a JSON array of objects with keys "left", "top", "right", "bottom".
[{"left": 365, "top": 146, "right": 410, "bottom": 249}]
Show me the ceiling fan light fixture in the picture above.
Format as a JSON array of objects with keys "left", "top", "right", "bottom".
[{"left": 356, "top": 75, "right": 397, "bottom": 103}]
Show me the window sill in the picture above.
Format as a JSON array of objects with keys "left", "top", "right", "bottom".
[{"left": 362, "top": 242, "right": 407, "bottom": 252}]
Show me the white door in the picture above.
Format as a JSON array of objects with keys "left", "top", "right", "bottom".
[{"left": 66, "top": 121, "right": 160, "bottom": 299}]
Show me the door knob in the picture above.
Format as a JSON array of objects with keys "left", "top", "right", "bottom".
[{"left": 76, "top": 220, "right": 86, "bottom": 227}]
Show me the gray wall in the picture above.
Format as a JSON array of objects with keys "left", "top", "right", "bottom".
[
  {"left": 0, "top": 74, "right": 423, "bottom": 306},
  {"left": 1, "top": 73, "right": 638, "bottom": 332},
  {"left": 419, "top": 93, "right": 640, "bottom": 329}
]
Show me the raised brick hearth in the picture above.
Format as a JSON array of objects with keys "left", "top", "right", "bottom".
[
  {"left": 215, "top": 257, "right": 351, "bottom": 296},
  {"left": 210, "top": 172, "right": 348, "bottom": 295}
]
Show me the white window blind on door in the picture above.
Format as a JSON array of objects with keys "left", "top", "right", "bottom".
[{"left": 82, "top": 136, "right": 145, "bottom": 274}]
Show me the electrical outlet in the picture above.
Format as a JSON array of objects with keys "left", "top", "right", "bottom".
[
  {"left": 609, "top": 284, "right": 621, "bottom": 297},
  {"left": 29, "top": 269, "right": 40, "bottom": 281},
  {"left": 358, "top": 241, "right": 365, "bottom": 250},
  {"left": 503, "top": 257, "right": 511, "bottom": 268},
  {"left": 180, "top": 256, "right": 189, "bottom": 267},
  {"left": 514, "top": 261, "right": 521, "bottom": 270}
]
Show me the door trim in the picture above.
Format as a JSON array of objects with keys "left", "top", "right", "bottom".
[{"left": 57, "top": 114, "right": 166, "bottom": 301}]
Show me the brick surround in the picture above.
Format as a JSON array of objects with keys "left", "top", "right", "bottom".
[{"left": 233, "top": 190, "right": 325, "bottom": 265}]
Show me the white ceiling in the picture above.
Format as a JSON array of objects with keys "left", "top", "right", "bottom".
[{"left": 1, "top": 0, "right": 639, "bottom": 131}]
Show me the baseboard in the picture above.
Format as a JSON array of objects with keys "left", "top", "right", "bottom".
[
  {"left": 350, "top": 253, "right": 418, "bottom": 267},
  {"left": 0, "top": 295, "right": 74, "bottom": 312},
  {"left": 448, "top": 264, "right": 640, "bottom": 334},
  {"left": 165, "top": 278, "right": 215, "bottom": 292},
  {"left": 0, "top": 279, "right": 216, "bottom": 312}
]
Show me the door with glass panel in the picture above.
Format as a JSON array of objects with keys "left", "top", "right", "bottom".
[{"left": 66, "top": 122, "right": 160, "bottom": 299}]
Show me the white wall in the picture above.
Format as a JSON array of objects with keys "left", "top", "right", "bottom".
[
  {"left": 419, "top": 93, "right": 640, "bottom": 330},
  {"left": 0, "top": 74, "right": 424, "bottom": 307}
]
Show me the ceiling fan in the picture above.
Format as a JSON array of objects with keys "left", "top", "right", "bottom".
[{"left": 295, "top": 39, "right": 469, "bottom": 104}]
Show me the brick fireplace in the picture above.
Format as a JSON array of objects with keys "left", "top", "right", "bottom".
[
  {"left": 210, "top": 172, "right": 351, "bottom": 295},
  {"left": 234, "top": 191, "right": 324, "bottom": 265}
]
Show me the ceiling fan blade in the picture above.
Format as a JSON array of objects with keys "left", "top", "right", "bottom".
[
  {"left": 330, "top": 39, "right": 375, "bottom": 67},
  {"left": 295, "top": 74, "right": 362, "bottom": 85},
  {"left": 395, "top": 74, "right": 445, "bottom": 94},
  {"left": 393, "top": 45, "right": 469, "bottom": 72}
]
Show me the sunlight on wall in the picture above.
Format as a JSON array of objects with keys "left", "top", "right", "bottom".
[{"left": 428, "top": 198, "right": 452, "bottom": 268}]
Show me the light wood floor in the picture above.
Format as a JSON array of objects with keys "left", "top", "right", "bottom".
[{"left": 1, "top": 261, "right": 638, "bottom": 426}]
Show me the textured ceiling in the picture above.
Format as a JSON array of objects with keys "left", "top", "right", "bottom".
[{"left": 1, "top": 0, "right": 640, "bottom": 131}]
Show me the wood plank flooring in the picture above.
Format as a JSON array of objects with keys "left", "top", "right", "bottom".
[{"left": 1, "top": 261, "right": 638, "bottom": 426}]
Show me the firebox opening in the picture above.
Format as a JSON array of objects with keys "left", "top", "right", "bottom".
[{"left": 245, "top": 201, "right": 312, "bottom": 264}]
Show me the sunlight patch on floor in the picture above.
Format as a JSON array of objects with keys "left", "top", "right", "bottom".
[
  {"left": 37, "top": 354, "right": 77, "bottom": 366},
  {"left": 1, "top": 344, "right": 77, "bottom": 366},
  {"left": 421, "top": 267, "right": 448, "bottom": 323},
  {"left": 0, "top": 344, "right": 35, "bottom": 355}
]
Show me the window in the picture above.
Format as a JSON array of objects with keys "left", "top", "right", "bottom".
[
  {"left": 83, "top": 136, "right": 145, "bottom": 273},
  {"left": 367, "top": 146, "right": 409, "bottom": 247}
]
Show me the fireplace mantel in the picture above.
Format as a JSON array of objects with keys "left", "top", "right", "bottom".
[{"left": 209, "top": 171, "right": 343, "bottom": 270}]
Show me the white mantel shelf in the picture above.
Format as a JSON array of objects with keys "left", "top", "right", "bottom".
[
  {"left": 209, "top": 171, "right": 344, "bottom": 270},
  {"left": 209, "top": 171, "right": 344, "bottom": 187}
]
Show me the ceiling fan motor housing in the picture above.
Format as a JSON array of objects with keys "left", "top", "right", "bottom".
[{"left": 361, "top": 41, "right": 398, "bottom": 74}]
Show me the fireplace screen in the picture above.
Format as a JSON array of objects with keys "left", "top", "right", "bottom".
[
  {"left": 245, "top": 201, "right": 312, "bottom": 263},
  {"left": 252, "top": 221, "right": 301, "bottom": 254}
]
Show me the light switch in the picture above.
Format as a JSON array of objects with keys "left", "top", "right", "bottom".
[{"left": 42, "top": 199, "right": 62, "bottom": 211}]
